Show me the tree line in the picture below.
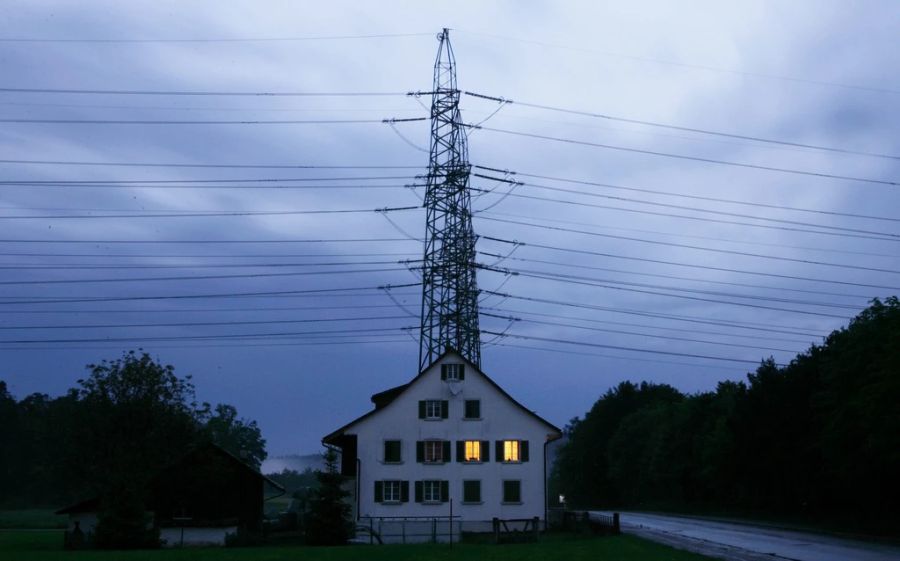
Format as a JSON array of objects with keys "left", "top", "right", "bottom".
[
  {"left": 0, "top": 350, "right": 267, "bottom": 511},
  {"left": 553, "top": 297, "right": 900, "bottom": 535}
]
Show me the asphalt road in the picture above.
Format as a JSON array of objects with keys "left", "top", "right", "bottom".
[{"left": 592, "top": 511, "right": 900, "bottom": 561}]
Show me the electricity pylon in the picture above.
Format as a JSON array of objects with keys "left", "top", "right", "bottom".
[{"left": 418, "top": 28, "right": 481, "bottom": 370}]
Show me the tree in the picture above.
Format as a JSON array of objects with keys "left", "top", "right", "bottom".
[
  {"left": 199, "top": 404, "right": 267, "bottom": 470},
  {"left": 305, "top": 448, "right": 351, "bottom": 545}
]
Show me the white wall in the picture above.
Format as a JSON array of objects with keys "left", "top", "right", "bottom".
[
  {"left": 346, "top": 352, "right": 559, "bottom": 523},
  {"left": 160, "top": 526, "right": 236, "bottom": 547}
]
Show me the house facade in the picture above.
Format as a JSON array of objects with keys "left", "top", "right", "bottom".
[{"left": 323, "top": 350, "right": 561, "bottom": 540}]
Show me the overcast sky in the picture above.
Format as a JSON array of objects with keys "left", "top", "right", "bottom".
[{"left": 1, "top": 0, "right": 898, "bottom": 459}]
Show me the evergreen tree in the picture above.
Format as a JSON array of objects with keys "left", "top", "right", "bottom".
[{"left": 305, "top": 448, "right": 351, "bottom": 545}]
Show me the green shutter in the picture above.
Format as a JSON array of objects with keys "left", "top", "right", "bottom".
[
  {"left": 374, "top": 481, "right": 383, "bottom": 503},
  {"left": 416, "top": 441, "right": 424, "bottom": 462},
  {"left": 521, "top": 440, "right": 529, "bottom": 462},
  {"left": 481, "top": 440, "right": 490, "bottom": 462},
  {"left": 418, "top": 400, "right": 426, "bottom": 419},
  {"left": 456, "top": 441, "right": 465, "bottom": 463},
  {"left": 415, "top": 481, "right": 423, "bottom": 503},
  {"left": 401, "top": 480, "right": 409, "bottom": 503},
  {"left": 442, "top": 440, "right": 451, "bottom": 462},
  {"left": 458, "top": 365, "right": 465, "bottom": 380},
  {"left": 440, "top": 480, "right": 449, "bottom": 502},
  {"left": 495, "top": 440, "right": 503, "bottom": 462},
  {"left": 441, "top": 400, "right": 449, "bottom": 419}
]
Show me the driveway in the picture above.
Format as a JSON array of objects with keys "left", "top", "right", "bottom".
[{"left": 591, "top": 511, "right": 900, "bottom": 561}]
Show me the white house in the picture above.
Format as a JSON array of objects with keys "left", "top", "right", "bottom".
[{"left": 323, "top": 349, "right": 562, "bottom": 542}]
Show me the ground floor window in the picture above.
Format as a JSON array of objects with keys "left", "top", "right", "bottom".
[
  {"left": 375, "top": 480, "right": 408, "bottom": 503},
  {"left": 383, "top": 480, "right": 402, "bottom": 502},
  {"left": 415, "top": 480, "right": 449, "bottom": 503},
  {"left": 463, "top": 480, "right": 481, "bottom": 503},
  {"left": 502, "top": 480, "right": 521, "bottom": 503}
]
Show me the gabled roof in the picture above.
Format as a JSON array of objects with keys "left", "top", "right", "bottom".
[{"left": 323, "top": 348, "right": 562, "bottom": 445}]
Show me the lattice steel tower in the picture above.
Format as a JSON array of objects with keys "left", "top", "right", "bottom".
[{"left": 418, "top": 28, "right": 481, "bottom": 370}]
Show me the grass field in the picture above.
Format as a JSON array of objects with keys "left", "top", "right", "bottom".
[
  {"left": 0, "top": 510, "right": 67, "bottom": 530},
  {"left": 0, "top": 530, "right": 712, "bottom": 561}
]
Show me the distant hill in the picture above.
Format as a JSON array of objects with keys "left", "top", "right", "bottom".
[{"left": 262, "top": 453, "right": 325, "bottom": 475}]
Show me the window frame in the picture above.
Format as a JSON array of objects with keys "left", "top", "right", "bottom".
[
  {"left": 463, "top": 440, "right": 482, "bottom": 463},
  {"left": 424, "top": 399, "right": 443, "bottom": 419},
  {"left": 462, "top": 480, "right": 482, "bottom": 504},
  {"left": 424, "top": 440, "right": 444, "bottom": 463},
  {"left": 502, "top": 479, "right": 522, "bottom": 504},
  {"left": 463, "top": 399, "right": 481, "bottom": 420},
  {"left": 383, "top": 480, "right": 403, "bottom": 503},
  {"left": 443, "top": 363, "right": 464, "bottom": 381},
  {"left": 503, "top": 440, "right": 521, "bottom": 463},
  {"left": 383, "top": 439, "right": 402, "bottom": 463},
  {"left": 423, "top": 480, "right": 442, "bottom": 503}
]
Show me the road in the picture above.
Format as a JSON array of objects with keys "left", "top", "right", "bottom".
[{"left": 592, "top": 511, "right": 900, "bottom": 561}]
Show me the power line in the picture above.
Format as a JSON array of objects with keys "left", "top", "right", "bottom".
[
  {"left": 0, "top": 302, "right": 418, "bottom": 315},
  {"left": 477, "top": 251, "right": 874, "bottom": 300},
  {"left": 0, "top": 206, "right": 420, "bottom": 220},
  {"left": 479, "top": 216, "right": 900, "bottom": 274},
  {"left": 0, "top": 87, "right": 411, "bottom": 96},
  {"left": 471, "top": 184, "right": 898, "bottom": 243},
  {"left": 481, "top": 290, "right": 824, "bottom": 337},
  {"left": 0, "top": 117, "right": 426, "bottom": 125},
  {"left": 0, "top": 158, "right": 421, "bottom": 169},
  {"left": 480, "top": 311, "right": 798, "bottom": 353},
  {"left": 455, "top": 30, "right": 900, "bottom": 96},
  {"left": 480, "top": 236, "right": 900, "bottom": 292},
  {"left": 483, "top": 306, "right": 816, "bottom": 345},
  {"left": 0, "top": 259, "right": 418, "bottom": 270},
  {"left": 0, "top": 251, "right": 417, "bottom": 258},
  {"left": 0, "top": 175, "right": 416, "bottom": 185},
  {"left": 0, "top": 314, "right": 412, "bottom": 331},
  {"left": 0, "top": 32, "right": 433, "bottom": 43},
  {"left": 0, "top": 283, "right": 421, "bottom": 306},
  {"left": 0, "top": 266, "right": 412, "bottom": 286},
  {"left": 0, "top": 238, "right": 418, "bottom": 244},
  {"left": 0, "top": 338, "right": 413, "bottom": 352},
  {"left": 472, "top": 126, "right": 899, "bottom": 187},
  {"left": 481, "top": 329, "right": 772, "bottom": 365},
  {"left": 487, "top": 167, "right": 900, "bottom": 223},
  {"left": 464, "top": 92, "right": 900, "bottom": 161}
]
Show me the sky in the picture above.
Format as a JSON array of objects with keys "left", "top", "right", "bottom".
[{"left": 1, "top": 0, "right": 899, "bottom": 458}]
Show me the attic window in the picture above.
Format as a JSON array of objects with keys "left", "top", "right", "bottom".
[{"left": 441, "top": 363, "right": 465, "bottom": 381}]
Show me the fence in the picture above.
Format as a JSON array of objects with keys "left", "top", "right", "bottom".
[
  {"left": 492, "top": 516, "right": 540, "bottom": 543},
  {"left": 560, "top": 511, "right": 620, "bottom": 535},
  {"left": 358, "top": 515, "right": 461, "bottom": 544}
]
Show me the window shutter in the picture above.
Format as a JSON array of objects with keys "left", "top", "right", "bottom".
[
  {"left": 374, "top": 481, "right": 383, "bottom": 503},
  {"left": 440, "top": 480, "right": 449, "bottom": 502},
  {"left": 456, "top": 441, "right": 465, "bottom": 463},
  {"left": 441, "top": 400, "right": 449, "bottom": 419},
  {"left": 481, "top": 440, "right": 490, "bottom": 462},
  {"left": 521, "top": 440, "right": 530, "bottom": 462},
  {"left": 495, "top": 440, "right": 503, "bottom": 462},
  {"left": 401, "top": 480, "right": 409, "bottom": 503},
  {"left": 416, "top": 441, "right": 424, "bottom": 463},
  {"left": 459, "top": 365, "right": 465, "bottom": 380},
  {"left": 415, "top": 481, "right": 423, "bottom": 503},
  {"left": 440, "top": 364, "right": 447, "bottom": 380},
  {"left": 418, "top": 400, "right": 426, "bottom": 419},
  {"left": 442, "top": 440, "right": 451, "bottom": 462}
]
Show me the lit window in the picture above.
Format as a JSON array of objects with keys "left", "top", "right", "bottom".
[
  {"left": 423, "top": 480, "right": 442, "bottom": 502},
  {"left": 384, "top": 440, "right": 401, "bottom": 463},
  {"left": 464, "top": 440, "right": 481, "bottom": 462},
  {"left": 425, "top": 440, "right": 444, "bottom": 463},
  {"left": 383, "top": 480, "right": 402, "bottom": 502},
  {"left": 425, "top": 400, "right": 443, "bottom": 419},
  {"left": 503, "top": 440, "right": 520, "bottom": 462}
]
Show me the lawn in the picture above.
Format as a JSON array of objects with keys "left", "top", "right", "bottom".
[
  {"left": 0, "top": 530, "right": 712, "bottom": 561},
  {"left": 0, "top": 510, "right": 67, "bottom": 530}
]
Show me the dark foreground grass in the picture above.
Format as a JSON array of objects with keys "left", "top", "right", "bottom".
[
  {"left": 0, "top": 510, "right": 67, "bottom": 530},
  {"left": 0, "top": 530, "right": 712, "bottom": 561}
]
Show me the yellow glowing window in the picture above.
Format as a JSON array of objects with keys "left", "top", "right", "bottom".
[
  {"left": 503, "top": 440, "right": 520, "bottom": 462},
  {"left": 464, "top": 440, "right": 481, "bottom": 462}
]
